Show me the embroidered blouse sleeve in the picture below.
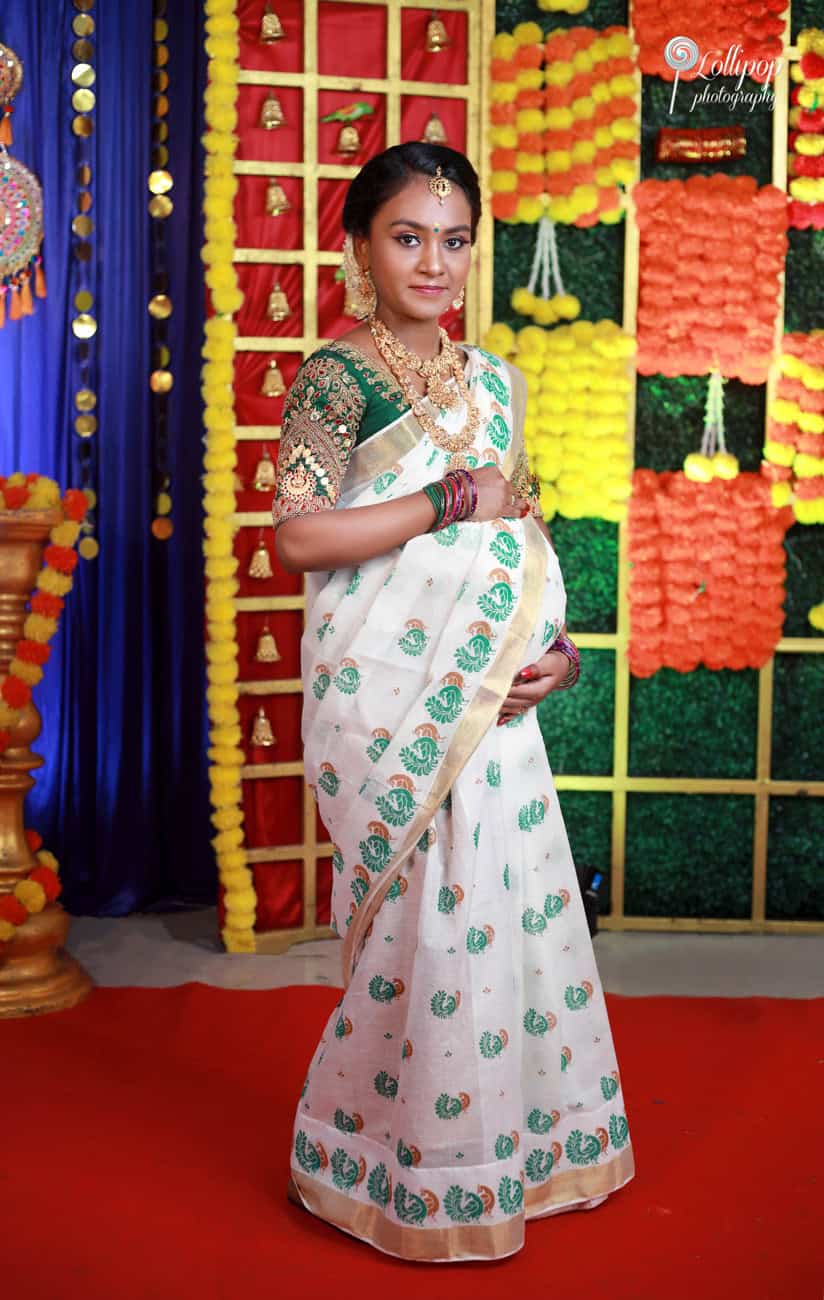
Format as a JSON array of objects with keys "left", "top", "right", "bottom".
[{"left": 271, "top": 351, "right": 367, "bottom": 529}]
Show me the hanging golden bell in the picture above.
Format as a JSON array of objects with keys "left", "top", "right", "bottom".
[
  {"left": 422, "top": 113, "right": 447, "bottom": 145},
  {"left": 259, "top": 92, "right": 284, "bottom": 129},
  {"left": 426, "top": 12, "right": 450, "bottom": 53},
  {"left": 265, "top": 179, "right": 290, "bottom": 216},
  {"left": 267, "top": 281, "right": 290, "bottom": 322},
  {"left": 251, "top": 705, "right": 276, "bottom": 747},
  {"left": 261, "top": 359, "right": 285, "bottom": 397},
  {"left": 336, "top": 123, "right": 361, "bottom": 155},
  {"left": 253, "top": 444, "right": 276, "bottom": 490},
  {"left": 260, "top": 4, "right": 284, "bottom": 43},
  {"left": 255, "top": 623, "right": 281, "bottom": 663},
  {"left": 248, "top": 533, "right": 274, "bottom": 578}
]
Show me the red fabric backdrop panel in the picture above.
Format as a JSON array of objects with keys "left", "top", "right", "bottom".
[
  {"left": 234, "top": 176, "right": 303, "bottom": 251},
  {"left": 315, "top": 854, "right": 333, "bottom": 924},
  {"left": 317, "top": 2, "right": 387, "bottom": 78},
  {"left": 315, "top": 805, "right": 332, "bottom": 846},
  {"left": 243, "top": 778, "right": 304, "bottom": 848},
  {"left": 238, "top": 0, "right": 304, "bottom": 72},
  {"left": 237, "top": 84, "right": 303, "bottom": 161},
  {"left": 401, "top": 7, "right": 468, "bottom": 84},
  {"left": 239, "top": 691, "right": 303, "bottom": 764},
  {"left": 236, "top": 264, "right": 304, "bottom": 338},
  {"left": 234, "top": 351, "right": 303, "bottom": 425},
  {"left": 400, "top": 95, "right": 467, "bottom": 153},
  {"left": 233, "top": 519, "right": 303, "bottom": 598},
  {"left": 217, "top": 861, "right": 303, "bottom": 933},
  {"left": 236, "top": 609, "right": 303, "bottom": 681},
  {"left": 317, "top": 179, "right": 348, "bottom": 252},
  {"left": 317, "top": 265, "right": 355, "bottom": 339},
  {"left": 317, "top": 91, "right": 386, "bottom": 167}
]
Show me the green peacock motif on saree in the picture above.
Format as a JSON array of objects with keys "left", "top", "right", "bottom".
[
  {"left": 396, "top": 1138, "right": 418, "bottom": 1168},
  {"left": 497, "top": 1175, "right": 523, "bottom": 1215},
  {"left": 430, "top": 989, "right": 460, "bottom": 1018},
  {"left": 375, "top": 786, "right": 416, "bottom": 827},
  {"left": 600, "top": 1074, "right": 619, "bottom": 1101},
  {"left": 332, "top": 661, "right": 361, "bottom": 694},
  {"left": 518, "top": 797, "right": 548, "bottom": 832},
  {"left": 295, "top": 1130, "right": 324, "bottom": 1174},
  {"left": 367, "top": 1162, "right": 391, "bottom": 1208},
  {"left": 444, "top": 1185, "right": 484, "bottom": 1222},
  {"left": 368, "top": 974, "right": 403, "bottom": 1003},
  {"left": 359, "top": 830, "right": 392, "bottom": 873},
  {"left": 473, "top": 821, "right": 481, "bottom": 849},
  {"left": 564, "top": 982, "right": 593, "bottom": 1010},
  {"left": 399, "top": 735, "right": 440, "bottom": 777},
  {"left": 524, "top": 1008, "right": 551, "bottom": 1036},
  {"left": 398, "top": 622, "right": 430, "bottom": 656},
  {"left": 564, "top": 1130, "right": 602, "bottom": 1166},
  {"left": 477, "top": 581, "right": 515, "bottom": 622},
  {"left": 542, "top": 619, "right": 559, "bottom": 647},
  {"left": 318, "top": 769, "right": 340, "bottom": 797},
  {"left": 373, "top": 1070, "right": 398, "bottom": 1099},
  {"left": 527, "top": 1107, "right": 555, "bottom": 1134},
  {"left": 490, "top": 530, "right": 522, "bottom": 569},
  {"left": 479, "top": 1029, "right": 507, "bottom": 1058},
  {"left": 488, "top": 412, "right": 511, "bottom": 451},
  {"left": 425, "top": 680, "right": 465, "bottom": 725},
  {"left": 544, "top": 891, "right": 565, "bottom": 918},
  {"left": 366, "top": 732, "right": 391, "bottom": 762},
  {"left": 332, "top": 846, "right": 344, "bottom": 874},
  {"left": 437, "top": 884, "right": 461, "bottom": 914},
  {"left": 312, "top": 669, "right": 331, "bottom": 701},
  {"left": 416, "top": 827, "right": 432, "bottom": 852},
  {"left": 503, "top": 863, "right": 511, "bottom": 890},
  {"left": 374, "top": 469, "right": 399, "bottom": 494},
  {"left": 330, "top": 1147, "right": 361, "bottom": 1191},
  {"left": 393, "top": 1183, "right": 428, "bottom": 1224},
  {"left": 345, "top": 569, "right": 362, "bottom": 597},
  {"left": 525, "top": 1149, "right": 556, "bottom": 1183},
  {"left": 479, "top": 370, "right": 509, "bottom": 404},
  {"left": 334, "top": 1108, "right": 362, "bottom": 1133},
  {"left": 486, "top": 760, "right": 501, "bottom": 787},
  {"left": 434, "top": 1091, "right": 467, "bottom": 1120},
  {"left": 495, "top": 1133, "right": 516, "bottom": 1159},
  {"left": 466, "top": 925, "right": 494, "bottom": 954},
  {"left": 433, "top": 523, "right": 459, "bottom": 546},
  {"left": 609, "top": 1114, "right": 629, "bottom": 1149},
  {"left": 522, "top": 906, "right": 547, "bottom": 935},
  {"left": 454, "top": 628, "right": 492, "bottom": 673},
  {"left": 351, "top": 874, "right": 369, "bottom": 904},
  {"left": 316, "top": 616, "right": 333, "bottom": 642}
]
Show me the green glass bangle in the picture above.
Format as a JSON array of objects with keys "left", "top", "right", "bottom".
[{"left": 422, "top": 481, "right": 446, "bottom": 532}]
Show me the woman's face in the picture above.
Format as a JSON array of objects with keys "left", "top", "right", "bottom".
[{"left": 355, "top": 173, "right": 474, "bottom": 323}]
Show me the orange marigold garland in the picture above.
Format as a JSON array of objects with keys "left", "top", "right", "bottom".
[
  {"left": 0, "top": 474, "right": 86, "bottom": 941},
  {"left": 634, "top": 175, "right": 788, "bottom": 384},
  {"left": 627, "top": 469, "right": 793, "bottom": 678},
  {"left": 631, "top": 0, "right": 787, "bottom": 83},
  {"left": 762, "top": 332, "right": 824, "bottom": 524}
]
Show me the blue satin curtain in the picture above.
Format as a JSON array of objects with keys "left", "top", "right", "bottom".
[{"left": 0, "top": 2, "right": 214, "bottom": 913}]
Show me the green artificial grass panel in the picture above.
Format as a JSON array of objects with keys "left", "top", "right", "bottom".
[
  {"left": 553, "top": 517, "right": 618, "bottom": 632},
  {"left": 771, "top": 655, "right": 824, "bottom": 783},
  {"left": 624, "top": 793, "right": 754, "bottom": 917},
  {"left": 557, "top": 790, "right": 613, "bottom": 914},
  {"left": 785, "top": 232, "right": 824, "bottom": 334},
  {"left": 765, "top": 797, "right": 824, "bottom": 920},
  {"left": 782, "top": 524, "right": 824, "bottom": 637},
  {"left": 634, "top": 375, "right": 766, "bottom": 474},
  {"left": 641, "top": 78, "right": 774, "bottom": 186},
  {"left": 793, "top": 0, "right": 824, "bottom": 38},
  {"left": 628, "top": 667, "right": 758, "bottom": 779},
  {"left": 495, "top": 0, "right": 627, "bottom": 37},
  {"left": 537, "top": 650, "right": 614, "bottom": 775}
]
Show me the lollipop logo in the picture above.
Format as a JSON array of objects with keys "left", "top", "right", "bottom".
[{"left": 664, "top": 36, "right": 700, "bottom": 114}]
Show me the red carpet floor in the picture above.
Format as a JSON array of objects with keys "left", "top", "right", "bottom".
[{"left": 3, "top": 983, "right": 822, "bottom": 1300}]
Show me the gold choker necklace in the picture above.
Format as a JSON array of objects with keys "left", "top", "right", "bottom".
[{"left": 368, "top": 315, "right": 480, "bottom": 468}]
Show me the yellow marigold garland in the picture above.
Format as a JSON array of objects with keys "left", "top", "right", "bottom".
[
  {"left": 201, "top": 0, "right": 256, "bottom": 953},
  {"left": 483, "top": 318, "right": 635, "bottom": 521}
]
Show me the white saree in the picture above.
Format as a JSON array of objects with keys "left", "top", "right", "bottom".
[{"left": 286, "top": 345, "right": 635, "bottom": 1261}]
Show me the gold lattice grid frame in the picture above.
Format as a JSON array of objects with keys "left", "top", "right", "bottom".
[{"left": 232, "top": 2, "right": 823, "bottom": 954}]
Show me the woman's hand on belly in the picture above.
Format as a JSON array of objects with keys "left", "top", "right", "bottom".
[{"left": 496, "top": 650, "right": 571, "bottom": 725}]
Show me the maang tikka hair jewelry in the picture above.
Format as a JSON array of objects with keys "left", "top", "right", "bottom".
[{"left": 429, "top": 165, "right": 452, "bottom": 205}]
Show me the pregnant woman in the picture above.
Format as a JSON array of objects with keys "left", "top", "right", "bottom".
[{"left": 272, "top": 142, "right": 635, "bottom": 1262}]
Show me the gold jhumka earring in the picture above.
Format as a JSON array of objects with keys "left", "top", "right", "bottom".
[{"left": 342, "top": 233, "right": 377, "bottom": 319}]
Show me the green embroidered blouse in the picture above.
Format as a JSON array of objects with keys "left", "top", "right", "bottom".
[{"left": 271, "top": 337, "right": 542, "bottom": 529}]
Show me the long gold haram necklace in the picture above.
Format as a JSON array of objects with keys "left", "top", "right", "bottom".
[{"left": 368, "top": 314, "right": 481, "bottom": 469}]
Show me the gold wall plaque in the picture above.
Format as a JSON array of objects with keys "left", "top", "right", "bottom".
[
  {"left": 71, "top": 62, "right": 96, "bottom": 87},
  {"left": 148, "top": 169, "right": 173, "bottom": 194},
  {"left": 75, "top": 388, "right": 97, "bottom": 411},
  {"left": 72, "top": 115, "right": 93, "bottom": 137},
  {"left": 74, "top": 289, "right": 94, "bottom": 312},
  {"left": 149, "top": 195, "right": 173, "bottom": 218},
  {"left": 72, "top": 15, "right": 95, "bottom": 36}
]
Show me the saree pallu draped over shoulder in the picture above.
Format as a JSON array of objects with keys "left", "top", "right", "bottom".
[{"left": 290, "top": 345, "right": 635, "bottom": 1262}]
